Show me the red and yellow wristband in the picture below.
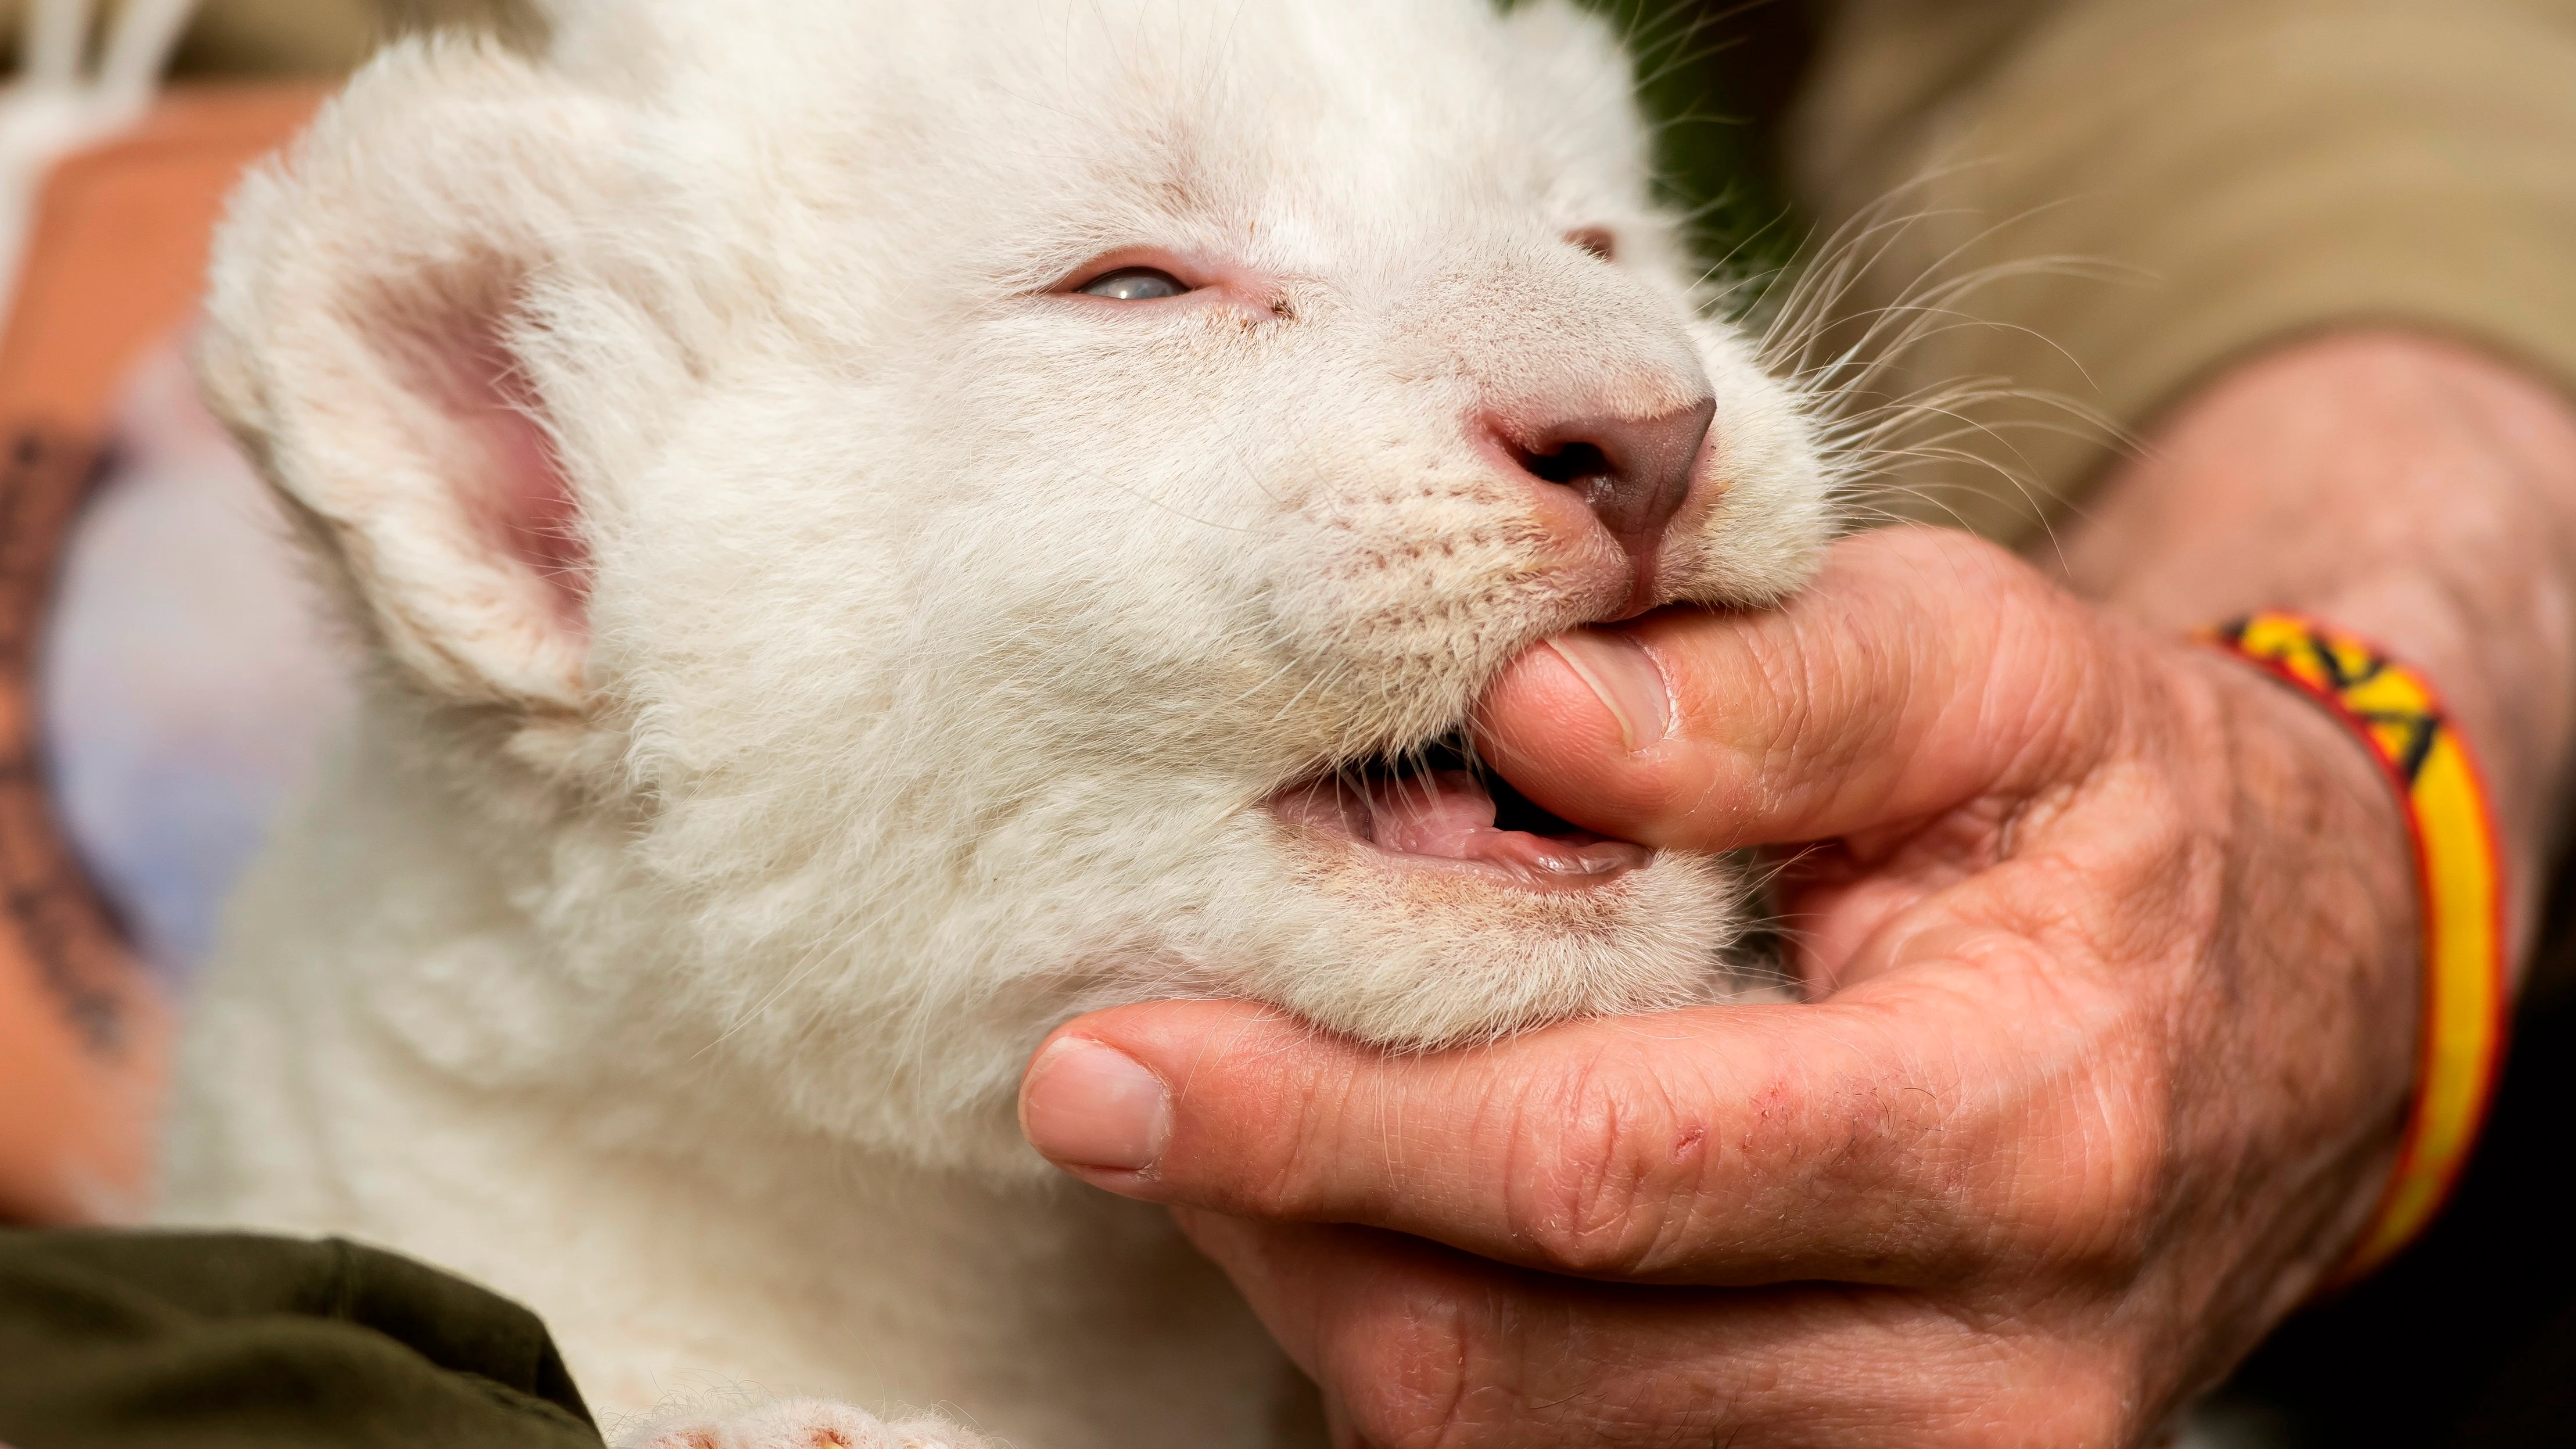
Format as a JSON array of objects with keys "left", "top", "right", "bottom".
[{"left": 2200, "top": 613, "right": 2509, "bottom": 1286}]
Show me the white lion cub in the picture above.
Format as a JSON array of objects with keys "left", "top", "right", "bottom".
[{"left": 158, "top": 0, "right": 1833, "bottom": 1444}]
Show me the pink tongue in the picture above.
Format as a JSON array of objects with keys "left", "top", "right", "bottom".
[
  {"left": 1366, "top": 770, "right": 1504, "bottom": 856},
  {"left": 1331, "top": 770, "right": 1652, "bottom": 877}
]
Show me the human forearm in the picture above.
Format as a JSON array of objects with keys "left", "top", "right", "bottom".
[{"left": 2057, "top": 330, "right": 2576, "bottom": 961}]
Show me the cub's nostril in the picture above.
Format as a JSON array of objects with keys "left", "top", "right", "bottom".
[
  {"left": 1519, "top": 441, "right": 1611, "bottom": 487},
  {"left": 1497, "top": 397, "right": 1716, "bottom": 558}
]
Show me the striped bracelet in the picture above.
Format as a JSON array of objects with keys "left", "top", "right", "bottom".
[{"left": 2201, "top": 613, "right": 2509, "bottom": 1286}]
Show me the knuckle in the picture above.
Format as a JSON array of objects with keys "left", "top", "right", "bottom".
[
  {"left": 2003, "top": 1160, "right": 2155, "bottom": 1281},
  {"left": 2000, "top": 1056, "right": 2169, "bottom": 1281},
  {"left": 1326, "top": 1292, "right": 1490, "bottom": 1449},
  {"left": 2002, "top": 1356, "right": 2147, "bottom": 1448},
  {"left": 1944, "top": 966, "right": 2173, "bottom": 1282},
  {"left": 1502, "top": 1048, "right": 1709, "bottom": 1278},
  {"left": 1913, "top": 1330, "right": 2143, "bottom": 1449}
]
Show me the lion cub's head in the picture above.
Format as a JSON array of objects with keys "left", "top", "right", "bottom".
[{"left": 199, "top": 0, "right": 1829, "bottom": 1170}]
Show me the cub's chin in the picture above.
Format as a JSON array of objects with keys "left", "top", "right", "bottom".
[{"left": 1205, "top": 744, "right": 1762, "bottom": 1051}]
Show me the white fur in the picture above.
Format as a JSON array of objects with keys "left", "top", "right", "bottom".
[{"left": 159, "top": 2, "right": 1832, "bottom": 1443}]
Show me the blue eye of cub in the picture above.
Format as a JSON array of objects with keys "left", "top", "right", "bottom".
[{"left": 1077, "top": 267, "right": 1189, "bottom": 300}]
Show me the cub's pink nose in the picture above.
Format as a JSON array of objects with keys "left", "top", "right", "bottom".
[{"left": 1497, "top": 397, "right": 1715, "bottom": 559}]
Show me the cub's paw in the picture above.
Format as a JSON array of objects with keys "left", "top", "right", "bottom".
[{"left": 616, "top": 1398, "right": 991, "bottom": 1449}]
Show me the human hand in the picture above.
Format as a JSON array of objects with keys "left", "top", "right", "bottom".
[
  {"left": 1017, "top": 333, "right": 2576, "bottom": 1445},
  {"left": 1018, "top": 523, "right": 2421, "bottom": 1444}
]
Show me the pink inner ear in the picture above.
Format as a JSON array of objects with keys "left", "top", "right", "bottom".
[{"left": 429, "top": 311, "right": 589, "bottom": 635}]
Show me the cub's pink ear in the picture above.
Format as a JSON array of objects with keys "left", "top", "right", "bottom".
[{"left": 197, "top": 38, "right": 618, "bottom": 716}]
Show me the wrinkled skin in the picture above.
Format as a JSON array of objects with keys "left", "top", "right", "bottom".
[{"left": 1019, "top": 332, "right": 2576, "bottom": 1445}]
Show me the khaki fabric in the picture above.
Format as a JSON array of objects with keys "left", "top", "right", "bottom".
[
  {"left": 0, "top": 0, "right": 372, "bottom": 73},
  {"left": 0, "top": 0, "right": 534, "bottom": 76},
  {"left": 1788, "top": 0, "right": 2576, "bottom": 543}
]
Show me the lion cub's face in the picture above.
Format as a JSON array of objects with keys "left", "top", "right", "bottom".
[{"left": 200, "top": 0, "right": 1828, "bottom": 1169}]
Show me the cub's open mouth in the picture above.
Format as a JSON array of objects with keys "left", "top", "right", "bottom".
[{"left": 1267, "top": 736, "right": 1651, "bottom": 888}]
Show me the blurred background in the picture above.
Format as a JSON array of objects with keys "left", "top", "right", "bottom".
[
  {"left": 1, "top": 1, "right": 530, "bottom": 974},
  {"left": 0, "top": 0, "right": 547, "bottom": 1244}
]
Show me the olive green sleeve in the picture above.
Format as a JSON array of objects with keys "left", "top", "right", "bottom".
[
  {"left": 0, "top": 1230, "right": 602, "bottom": 1449},
  {"left": 1785, "top": 0, "right": 2576, "bottom": 543}
]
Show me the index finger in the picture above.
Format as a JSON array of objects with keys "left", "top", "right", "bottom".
[
  {"left": 1018, "top": 941, "right": 2151, "bottom": 1290},
  {"left": 1475, "top": 525, "right": 2125, "bottom": 851}
]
